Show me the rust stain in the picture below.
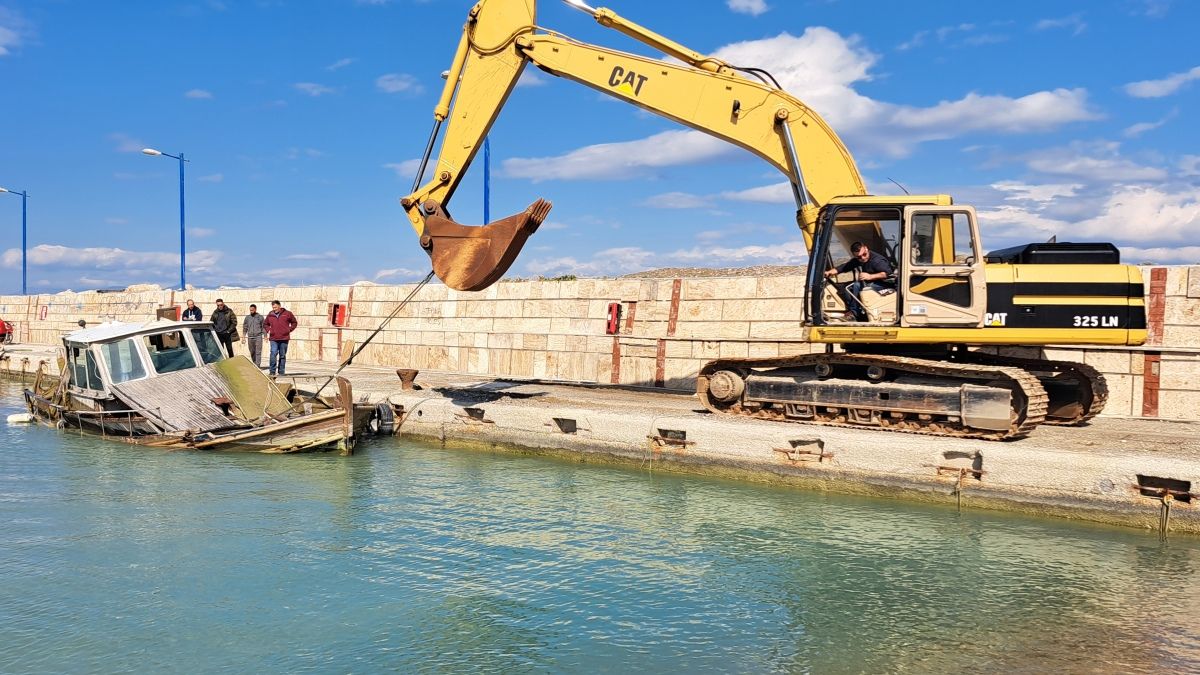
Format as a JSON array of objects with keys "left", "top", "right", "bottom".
[
  {"left": 1147, "top": 267, "right": 1166, "bottom": 346},
  {"left": 655, "top": 338, "right": 666, "bottom": 388},
  {"left": 667, "top": 278, "right": 682, "bottom": 337},
  {"left": 1142, "top": 352, "right": 1161, "bottom": 417},
  {"left": 610, "top": 336, "right": 621, "bottom": 385}
]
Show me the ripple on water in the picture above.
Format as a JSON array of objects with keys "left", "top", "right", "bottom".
[{"left": 0, "top": 381, "right": 1198, "bottom": 672}]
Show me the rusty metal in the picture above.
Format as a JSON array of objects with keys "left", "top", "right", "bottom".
[
  {"left": 421, "top": 198, "right": 552, "bottom": 292},
  {"left": 396, "top": 368, "right": 419, "bottom": 391},
  {"left": 1138, "top": 485, "right": 1198, "bottom": 501},
  {"left": 773, "top": 446, "right": 834, "bottom": 463},
  {"left": 647, "top": 434, "right": 694, "bottom": 447},
  {"left": 935, "top": 465, "right": 986, "bottom": 478}
]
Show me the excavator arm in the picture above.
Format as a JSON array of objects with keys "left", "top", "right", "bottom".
[{"left": 403, "top": 0, "right": 867, "bottom": 291}]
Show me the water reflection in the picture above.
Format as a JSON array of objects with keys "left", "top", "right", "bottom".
[{"left": 1, "top": 381, "right": 1198, "bottom": 673}]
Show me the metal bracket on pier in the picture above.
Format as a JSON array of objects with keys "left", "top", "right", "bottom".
[{"left": 773, "top": 438, "right": 833, "bottom": 463}]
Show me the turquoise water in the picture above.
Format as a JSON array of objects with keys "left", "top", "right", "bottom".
[{"left": 2, "top": 380, "right": 1198, "bottom": 673}]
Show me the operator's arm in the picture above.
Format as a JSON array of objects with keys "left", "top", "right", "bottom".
[{"left": 858, "top": 252, "right": 894, "bottom": 282}]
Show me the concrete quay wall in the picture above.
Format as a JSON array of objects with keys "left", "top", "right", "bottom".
[{"left": 2, "top": 265, "right": 1199, "bottom": 420}]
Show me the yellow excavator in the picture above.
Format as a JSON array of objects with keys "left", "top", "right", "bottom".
[{"left": 400, "top": 0, "right": 1146, "bottom": 440}]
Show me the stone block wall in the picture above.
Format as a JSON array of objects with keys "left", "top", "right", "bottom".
[{"left": 2, "top": 266, "right": 1198, "bottom": 420}]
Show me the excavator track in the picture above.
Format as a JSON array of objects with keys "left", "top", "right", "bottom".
[
  {"left": 697, "top": 353, "right": 1048, "bottom": 441},
  {"left": 954, "top": 352, "right": 1108, "bottom": 426}
]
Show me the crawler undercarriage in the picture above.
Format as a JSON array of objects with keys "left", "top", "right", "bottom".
[{"left": 696, "top": 350, "right": 1107, "bottom": 440}]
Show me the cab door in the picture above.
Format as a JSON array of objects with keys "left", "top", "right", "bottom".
[{"left": 900, "top": 205, "right": 986, "bottom": 327}]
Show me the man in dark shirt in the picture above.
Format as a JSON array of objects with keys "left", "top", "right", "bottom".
[
  {"left": 209, "top": 298, "right": 237, "bottom": 358},
  {"left": 824, "top": 241, "right": 895, "bottom": 321}
]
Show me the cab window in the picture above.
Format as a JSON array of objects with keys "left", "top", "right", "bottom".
[
  {"left": 101, "top": 339, "right": 147, "bottom": 384},
  {"left": 143, "top": 331, "right": 196, "bottom": 374},
  {"left": 191, "top": 329, "right": 225, "bottom": 364},
  {"left": 827, "top": 208, "right": 901, "bottom": 271},
  {"left": 911, "top": 212, "right": 976, "bottom": 265}
]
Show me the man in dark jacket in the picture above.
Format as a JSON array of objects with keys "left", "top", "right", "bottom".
[
  {"left": 210, "top": 298, "right": 238, "bottom": 358},
  {"left": 824, "top": 242, "right": 895, "bottom": 321},
  {"left": 181, "top": 299, "right": 202, "bottom": 322},
  {"left": 263, "top": 300, "right": 298, "bottom": 376}
]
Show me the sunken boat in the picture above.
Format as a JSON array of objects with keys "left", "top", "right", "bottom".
[{"left": 24, "top": 319, "right": 368, "bottom": 454}]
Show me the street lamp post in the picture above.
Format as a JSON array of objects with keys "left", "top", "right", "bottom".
[
  {"left": 0, "top": 186, "right": 28, "bottom": 295},
  {"left": 142, "top": 148, "right": 188, "bottom": 290}
]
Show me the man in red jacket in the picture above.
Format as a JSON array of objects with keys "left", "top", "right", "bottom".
[{"left": 263, "top": 300, "right": 298, "bottom": 376}]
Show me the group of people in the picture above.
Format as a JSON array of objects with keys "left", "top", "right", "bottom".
[{"left": 181, "top": 298, "right": 297, "bottom": 376}]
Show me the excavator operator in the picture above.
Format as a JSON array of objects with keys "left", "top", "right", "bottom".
[{"left": 824, "top": 242, "right": 895, "bottom": 321}]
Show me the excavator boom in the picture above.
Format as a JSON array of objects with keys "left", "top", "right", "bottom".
[{"left": 403, "top": 0, "right": 866, "bottom": 291}]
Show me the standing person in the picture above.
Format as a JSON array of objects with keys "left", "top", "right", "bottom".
[
  {"left": 210, "top": 298, "right": 238, "bottom": 358},
  {"left": 241, "top": 304, "right": 266, "bottom": 368},
  {"left": 263, "top": 300, "right": 298, "bottom": 377},
  {"left": 181, "top": 299, "right": 202, "bottom": 322}
]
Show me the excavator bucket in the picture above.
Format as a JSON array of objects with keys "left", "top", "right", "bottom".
[{"left": 420, "top": 199, "right": 552, "bottom": 292}]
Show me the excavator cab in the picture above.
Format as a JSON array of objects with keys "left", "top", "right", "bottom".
[{"left": 808, "top": 198, "right": 987, "bottom": 328}]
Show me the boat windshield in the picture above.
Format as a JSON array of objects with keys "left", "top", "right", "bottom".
[
  {"left": 191, "top": 328, "right": 225, "bottom": 364},
  {"left": 143, "top": 331, "right": 197, "bottom": 374},
  {"left": 67, "top": 344, "right": 104, "bottom": 391},
  {"left": 101, "top": 339, "right": 147, "bottom": 384}
]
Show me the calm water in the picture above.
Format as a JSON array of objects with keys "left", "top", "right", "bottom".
[{"left": 1, "top": 381, "right": 1198, "bottom": 674}]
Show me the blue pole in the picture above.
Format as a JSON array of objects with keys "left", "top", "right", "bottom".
[
  {"left": 21, "top": 191, "right": 27, "bottom": 295},
  {"left": 178, "top": 152, "right": 186, "bottom": 291},
  {"left": 483, "top": 136, "right": 491, "bottom": 224}
]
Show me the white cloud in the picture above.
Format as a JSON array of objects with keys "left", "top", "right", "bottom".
[
  {"left": 185, "top": 89, "right": 213, "bottom": 99},
  {"left": 384, "top": 159, "right": 422, "bottom": 178},
  {"left": 0, "top": 25, "right": 20, "bottom": 56},
  {"left": 502, "top": 130, "right": 737, "bottom": 181},
  {"left": 1034, "top": 14, "right": 1087, "bottom": 35},
  {"left": 374, "top": 267, "right": 425, "bottom": 281},
  {"left": 286, "top": 251, "right": 342, "bottom": 261},
  {"left": 189, "top": 227, "right": 216, "bottom": 238},
  {"left": 198, "top": 173, "right": 224, "bottom": 183},
  {"left": 522, "top": 240, "right": 810, "bottom": 277},
  {"left": 285, "top": 147, "right": 324, "bottom": 160},
  {"left": 1180, "top": 155, "right": 1200, "bottom": 177},
  {"left": 1074, "top": 186, "right": 1200, "bottom": 242},
  {"left": 721, "top": 182, "right": 794, "bottom": 204},
  {"left": 325, "top": 57, "right": 356, "bottom": 71},
  {"left": 376, "top": 73, "right": 423, "bottom": 95},
  {"left": 1123, "top": 65, "right": 1200, "bottom": 98},
  {"left": 1022, "top": 141, "right": 1167, "bottom": 182},
  {"left": 2, "top": 244, "right": 222, "bottom": 272},
  {"left": 108, "top": 132, "right": 147, "bottom": 153},
  {"left": 1119, "top": 246, "right": 1200, "bottom": 264},
  {"left": 516, "top": 69, "right": 547, "bottom": 88},
  {"left": 991, "top": 181, "right": 1082, "bottom": 203},
  {"left": 0, "top": 8, "right": 30, "bottom": 57},
  {"left": 293, "top": 82, "right": 336, "bottom": 97},
  {"left": 973, "top": 180, "right": 1200, "bottom": 251},
  {"left": 1125, "top": 107, "right": 1179, "bottom": 138},
  {"left": 727, "top": 0, "right": 768, "bottom": 16},
  {"left": 898, "top": 23, "right": 991, "bottom": 51},
  {"left": 640, "top": 192, "right": 713, "bottom": 209}
]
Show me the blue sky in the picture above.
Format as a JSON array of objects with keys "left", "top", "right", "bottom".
[{"left": 0, "top": 0, "right": 1197, "bottom": 294}]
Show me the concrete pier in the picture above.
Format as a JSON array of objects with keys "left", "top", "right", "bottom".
[
  {"left": 3, "top": 266, "right": 1199, "bottom": 535},
  {"left": 8, "top": 347, "right": 1195, "bottom": 534}
]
